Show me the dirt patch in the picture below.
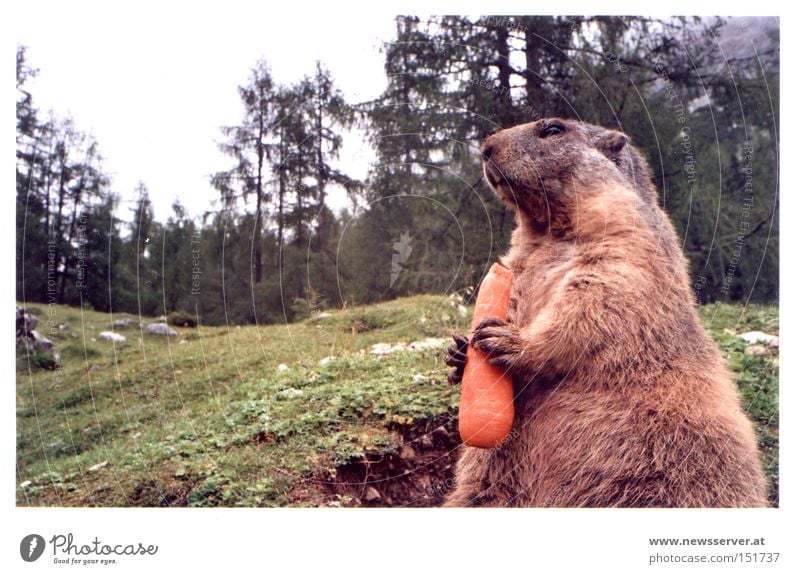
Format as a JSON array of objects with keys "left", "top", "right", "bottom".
[
  {"left": 319, "top": 415, "right": 462, "bottom": 507},
  {"left": 127, "top": 477, "right": 192, "bottom": 507}
]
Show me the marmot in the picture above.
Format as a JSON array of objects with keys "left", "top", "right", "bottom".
[{"left": 444, "top": 118, "right": 768, "bottom": 507}]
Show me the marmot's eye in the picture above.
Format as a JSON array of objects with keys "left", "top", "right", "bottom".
[{"left": 540, "top": 124, "right": 565, "bottom": 138}]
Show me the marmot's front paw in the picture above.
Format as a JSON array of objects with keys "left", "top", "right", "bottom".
[
  {"left": 470, "top": 317, "right": 524, "bottom": 370},
  {"left": 444, "top": 333, "right": 469, "bottom": 385}
]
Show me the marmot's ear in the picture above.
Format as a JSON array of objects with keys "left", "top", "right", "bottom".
[{"left": 596, "top": 130, "right": 628, "bottom": 162}]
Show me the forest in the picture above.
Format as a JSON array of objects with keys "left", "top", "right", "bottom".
[{"left": 16, "top": 16, "right": 779, "bottom": 326}]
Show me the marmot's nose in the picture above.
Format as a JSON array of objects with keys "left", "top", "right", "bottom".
[{"left": 481, "top": 142, "right": 494, "bottom": 162}]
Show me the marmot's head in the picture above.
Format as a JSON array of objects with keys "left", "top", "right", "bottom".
[{"left": 481, "top": 118, "right": 657, "bottom": 233}]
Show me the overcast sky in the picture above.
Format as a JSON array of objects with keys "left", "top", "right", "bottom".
[{"left": 15, "top": 2, "right": 398, "bottom": 221}]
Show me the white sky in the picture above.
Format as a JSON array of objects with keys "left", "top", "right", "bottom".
[{"left": 15, "top": 2, "right": 397, "bottom": 221}]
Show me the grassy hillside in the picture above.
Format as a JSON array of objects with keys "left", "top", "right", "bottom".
[{"left": 16, "top": 297, "right": 778, "bottom": 507}]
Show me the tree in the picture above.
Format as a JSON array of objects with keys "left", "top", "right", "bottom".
[
  {"left": 213, "top": 60, "right": 275, "bottom": 285},
  {"left": 295, "top": 62, "right": 358, "bottom": 247}
]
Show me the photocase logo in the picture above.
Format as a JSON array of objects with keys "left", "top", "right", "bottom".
[
  {"left": 20, "top": 534, "right": 45, "bottom": 562},
  {"left": 390, "top": 231, "right": 413, "bottom": 288}
]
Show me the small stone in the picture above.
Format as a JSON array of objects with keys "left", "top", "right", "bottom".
[
  {"left": 147, "top": 323, "right": 178, "bottom": 336},
  {"left": 768, "top": 336, "right": 779, "bottom": 348},
  {"left": 418, "top": 475, "right": 432, "bottom": 491},
  {"left": 411, "top": 373, "right": 426, "bottom": 384},
  {"left": 276, "top": 363, "right": 290, "bottom": 372},
  {"left": 20, "top": 480, "right": 32, "bottom": 489},
  {"left": 319, "top": 356, "right": 335, "bottom": 366},
  {"left": 174, "top": 468, "right": 186, "bottom": 478},
  {"left": 88, "top": 461, "right": 109, "bottom": 472},
  {"left": 399, "top": 444, "right": 416, "bottom": 460},
  {"left": 363, "top": 486, "right": 381, "bottom": 502},
  {"left": 277, "top": 388, "right": 304, "bottom": 399},
  {"left": 419, "top": 434, "right": 434, "bottom": 449},
  {"left": 179, "top": 339, "right": 188, "bottom": 345},
  {"left": 745, "top": 345, "right": 769, "bottom": 356},
  {"left": 98, "top": 331, "right": 126, "bottom": 343},
  {"left": 739, "top": 331, "right": 777, "bottom": 345}
]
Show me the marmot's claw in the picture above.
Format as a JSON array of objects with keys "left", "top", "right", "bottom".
[
  {"left": 447, "top": 371, "right": 463, "bottom": 385},
  {"left": 444, "top": 343, "right": 466, "bottom": 367},
  {"left": 474, "top": 316, "right": 508, "bottom": 331},
  {"left": 444, "top": 332, "right": 469, "bottom": 384},
  {"left": 452, "top": 332, "right": 469, "bottom": 348},
  {"left": 471, "top": 317, "right": 523, "bottom": 367}
]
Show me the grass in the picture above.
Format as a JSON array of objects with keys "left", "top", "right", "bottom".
[{"left": 16, "top": 297, "right": 778, "bottom": 507}]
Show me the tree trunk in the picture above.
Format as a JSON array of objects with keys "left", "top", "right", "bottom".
[
  {"left": 522, "top": 18, "right": 546, "bottom": 113},
  {"left": 492, "top": 24, "right": 515, "bottom": 127},
  {"left": 254, "top": 115, "right": 264, "bottom": 284},
  {"left": 315, "top": 95, "right": 326, "bottom": 249},
  {"left": 53, "top": 151, "right": 68, "bottom": 302},
  {"left": 59, "top": 145, "right": 94, "bottom": 301},
  {"left": 276, "top": 124, "right": 286, "bottom": 269}
]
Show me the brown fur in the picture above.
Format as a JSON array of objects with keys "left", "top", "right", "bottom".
[{"left": 444, "top": 119, "right": 767, "bottom": 507}]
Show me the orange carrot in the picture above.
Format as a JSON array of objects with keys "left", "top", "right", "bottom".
[{"left": 458, "top": 263, "right": 515, "bottom": 448}]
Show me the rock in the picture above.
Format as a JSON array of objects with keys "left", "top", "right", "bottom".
[
  {"left": 363, "top": 486, "right": 381, "bottom": 503},
  {"left": 16, "top": 307, "right": 38, "bottom": 334},
  {"left": 370, "top": 342, "right": 402, "bottom": 355},
  {"left": 30, "top": 330, "right": 52, "bottom": 348},
  {"left": 277, "top": 388, "right": 304, "bottom": 399},
  {"left": 98, "top": 331, "right": 126, "bottom": 343},
  {"left": 179, "top": 339, "right": 188, "bottom": 345},
  {"left": 419, "top": 434, "right": 434, "bottom": 449},
  {"left": 739, "top": 331, "right": 777, "bottom": 345},
  {"left": 316, "top": 312, "right": 332, "bottom": 320},
  {"left": 418, "top": 475, "right": 432, "bottom": 491},
  {"left": 412, "top": 373, "right": 426, "bottom": 384},
  {"left": 112, "top": 318, "right": 136, "bottom": 329},
  {"left": 20, "top": 480, "right": 32, "bottom": 489},
  {"left": 432, "top": 425, "right": 450, "bottom": 441},
  {"left": 88, "top": 461, "right": 108, "bottom": 473},
  {"left": 319, "top": 356, "right": 335, "bottom": 366},
  {"left": 16, "top": 308, "right": 60, "bottom": 364},
  {"left": 90, "top": 338, "right": 97, "bottom": 342},
  {"left": 769, "top": 336, "right": 779, "bottom": 348},
  {"left": 276, "top": 363, "right": 289, "bottom": 372},
  {"left": 157, "top": 315, "right": 167, "bottom": 322},
  {"left": 369, "top": 338, "right": 449, "bottom": 356},
  {"left": 745, "top": 345, "right": 769, "bottom": 356},
  {"left": 399, "top": 444, "right": 416, "bottom": 460},
  {"left": 147, "top": 323, "right": 178, "bottom": 336},
  {"left": 408, "top": 337, "right": 449, "bottom": 351}
]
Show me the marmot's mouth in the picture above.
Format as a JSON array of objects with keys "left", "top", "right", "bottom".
[{"left": 483, "top": 163, "right": 504, "bottom": 189}]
